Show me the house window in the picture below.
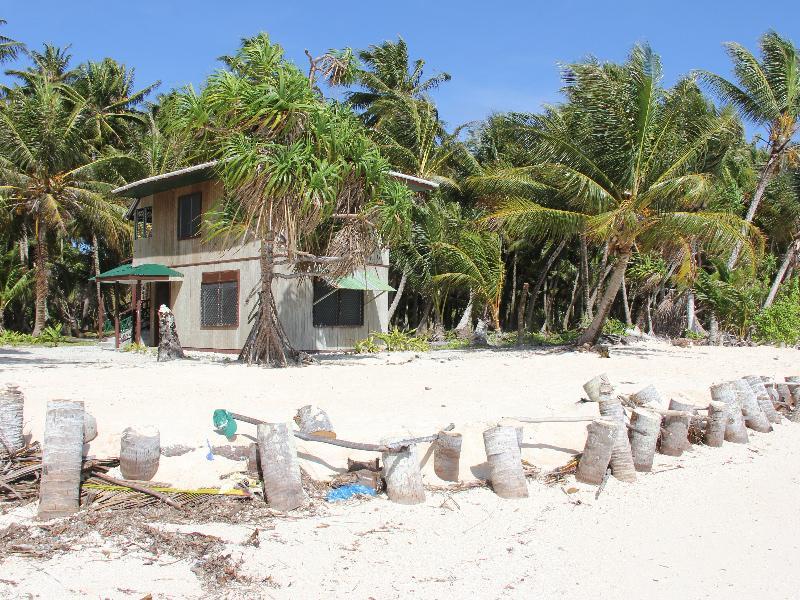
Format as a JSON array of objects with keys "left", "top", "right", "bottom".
[
  {"left": 312, "top": 279, "right": 364, "bottom": 327},
  {"left": 201, "top": 270, "right": 239, "bottom": 327},
  {"left": 134, "top": 206, "right": 152, "bottom": 240},
  {"left": 177, "top": 192, "right": 202, "bottom": 239}
]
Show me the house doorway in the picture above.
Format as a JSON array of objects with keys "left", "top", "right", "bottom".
[{"left": 153, "top": 282, "right": 171, "bottom": 346}]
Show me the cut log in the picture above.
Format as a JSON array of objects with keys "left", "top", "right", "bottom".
[
  {"left": 83, "top": 412, "right": 97, "bottom": 444},
  {"left": 628, "top": 408, "right": 661, "bottom": 472},
  {"left": 710, "top": 382, "right": 748, "bottom": 444},
  {"left": 745, "top": 376, "right": 781, "bottom": 424},
  {"left": 482, "top": 426, "right": 528, "bottom": 498},
  {"left": 433, "top": 430, "right": 462, "bottom": 482},
  {"left": 38, "top": 400, "right": 85, "bottom": 520},
  {"left": 598, "top": 392, "right": 636, "bottom": 482},
  {"left": 382, "top": 436, "right": 426, "bottom": 504},
  {"left": 257, "top": 422, "right": 305, "bottom": 511},
  {"left": 157, "top": 305, "right": 185, "bottom": 362},
  {"left": 0, "top": 384, "right": 24, "bottom": 456},
  {"left": 120, "top": 426, "right": 160, "bottom": 481},
  {"left": 659, "top": 407, "right": 690, "bottom": 457},
  {"left": 630, "top": 384, "right": 662, "bottom": 407},
  {"left": 731, "top": 379, "right": 772, "bottom": 433},
  {"left": 760, "top": 376, "right": 780, "bottom": 405},
  {"left": 575, "top": 419, "right": 617, "bottom": 485},
  {"left": 787, "top": 377, "right": 800, "bottom": 423},
  {"left": 583, "top": 373, "right": 611, "bottom": 402},
  {"left": 669, "top": 399, "right": 702, "bottom": 445},
  {"left": 293, "top": 405, "right": 335, "bottom": 438},
  {"left": 704, "top": 401, "right": 727, "bottom": 447}
]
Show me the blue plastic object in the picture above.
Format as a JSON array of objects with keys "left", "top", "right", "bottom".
[
  {"left": 326, "top": 484, "right": 377, "bottom": 502},
  {"left": 213, "top": 409, "right": 237, "bottom": 438}
]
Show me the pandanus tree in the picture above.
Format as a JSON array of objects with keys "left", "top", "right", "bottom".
[
  {"left": 699, "top": 31, "right": 800, "bottom": 269},
  {"left": 173, "top": 34, "right": 393, "bottom": 365},
  {"left": 468, "top": 45, "right": 762, "bottom": 345}
]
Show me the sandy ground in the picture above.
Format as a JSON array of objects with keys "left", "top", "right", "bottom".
[{"left": 1, "top": 339, "right": 800, "bottom": 598}]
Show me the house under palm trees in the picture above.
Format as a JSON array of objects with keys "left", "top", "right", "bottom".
[{"left": 98, "top": 162, "right": 436, "bottom": 353}]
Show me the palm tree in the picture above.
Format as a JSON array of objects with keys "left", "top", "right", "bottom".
[
  {"left": 347, "top": 37, "right": 451, "bottom": 127},
  {"left": 0, "top": 19, "right": 23, "bottom": 64},
  {"left": 469, "top": 45, "right": 761, "bottom": 345},
  {"left": 5, "top": 44, "right": 75, "bottom": 87},
  {"left": 0, "top": 77, "right": 130, "bottom": 335},
  {"left": 699, "top": 31, "right": 800, "bottom": 269}
]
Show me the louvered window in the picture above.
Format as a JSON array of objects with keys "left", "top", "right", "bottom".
[
  {"left": 312, "top": 279, "right": 363, "bottom": 327},
  {"left": 201, "top": 271, "right": 239, "bottom": 327}
]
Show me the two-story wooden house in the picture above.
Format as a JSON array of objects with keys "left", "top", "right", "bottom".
[{"left": 98, "top": 161, "right": 437, "bottom": 354}]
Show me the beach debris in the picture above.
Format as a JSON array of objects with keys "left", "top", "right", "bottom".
[
  {"left": 731, "top": 379, "right": 772, "bottom": 433},
  {"left": 482, "top": 426, "right": 528, "bottom": 499},
  {"left": 294, "top": 405, "right": 335, "bottom": 438},
  {"left": 575, "top": 419, "right": 616, "bottom": 485},
  {"left": 38, "top": 400, "right": 85, "bottom": 520},
  {"left": 257, "top": 422, "right": 305, "bottom": 511},
  {"left": 326, "top": 483, "right": 376, "bottom": 502},
  {"left": 669, "top": 398, "right": 702, "bottom": 445},
  {"left": 629, "top": 384, "right": 662, "bottom": 407},
  {"left": 710, "top": 382, "right": 748, "bottom": 443},
  {"left": 434, "top": 430, "right": 463, "bottom": 482},
  {"left": 597, "top": 381, "right": 636, "bottom": 482},
  {"left": 91, "top": 470, "right": 184, "bottom": 510},
  {"left": 745, "top": 376, "right": 782, "bottom": 424},
  {"left": 658, "top": 400, "right": 690, "bottom": 456},
  {"left": 704, "top": 401, "right": 728, "bottom": 447},
  {"left": 0, "top": 384, "right": 24, "bottom": 457},
  {"left": 628, "top": 408, "right": 661, "bottom": 472},
  {"left": 120, "top": 425, "right": 161, "bottom": 481},
  {"left": 382, "top": 435, "right": 426, "bottom": 504},
  {"left": 157, "top": 305, "right": 185, "bottom": 361},
  {"left": 83, "top": 412, "right": 98, "bottom": 444},
  {"left": 582, "top": 373, "right": 611, "bottom": 402},
  {"left": 787, "top": 376, "right": 800, "bottom": 422}
]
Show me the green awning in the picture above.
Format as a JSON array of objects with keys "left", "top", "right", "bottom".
[
  {"left": 335, "top": 271, "right": 395, "bottom": 292},
  {"left": 91, "top": 263, "right": 184, "bottom": 283}
]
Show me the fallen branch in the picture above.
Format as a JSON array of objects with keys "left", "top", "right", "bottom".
[
  {"left": 90, "top": 471, "right": 184, "bottom": 510},
  {"left": 506, "top": 416, "right": 597, "bottom": 424}
]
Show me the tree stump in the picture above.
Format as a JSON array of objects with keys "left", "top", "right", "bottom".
[
  {"left": 630, "top": 384, "right": 662, "bottom": 407},
  {"left": 0, "top": 384, "right": 24, "bottom": 457},
  {"left": 382, "top": 437, "right": 426, "bottom": 504},
  {"left": 598, "top": 390, "right": 636, "bottom": 482},
  {"left": 786, "top": 377, "right": 800, "bottom": 423},
  {"left": 710, "top": 382, "right": 748, "bottom": 443},
  {"left": 38, "top": 400, "right": 85, "bottom": 520},
  {"left": 669, "top": 398, "right": 702, "bottom": 445},
  {"left": 433, "top": 430, "right": 462, "bottom": 482},
  {"left": 120, "top": 426, "right": 161, "bottom": 481},
  {"left": 628, "top": 408, "right": 661, "bottom": 472},
  {"left": 575, "top": 419, "right": 617, "bottom": 485},
  {"left": 583, "top": 373, "right": 611, "bottom": 402},
  {"left": 731, "top": 379, "right": 771, "bottom": 433},
  {"left": 745, "top": 376, "right": 781, "bottom": 424},
  {"left": 157, "top": 305, "right": 185, "bottom": 362},
  {"left": 471, "top": 319, "right": 489, "bottom": 347},
  {"left": 704, "top": 400, "right": 727, "bottom": 447},
  {"left": 482, "top": 426, "right": 528, "bottom": 498},
  {"left": 83, "top": 412, "right": 97, "bottom": 444},
  {"left": 659, "top": 408, "right": 690, "bottom": 457},
  {"left": 258, "top": 422, "right": 305, "bottom": 511},
  {"left": 760, "top": 376, "right": 780, "bottom": 405},
  {"left": 293, "top": 405, "right": 335, "bottom": 438}
]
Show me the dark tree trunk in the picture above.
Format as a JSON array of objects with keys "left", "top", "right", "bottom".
[
  {"left": 387, "top": 269, "right": 407, "bottom": 324},
  {"left": 92, "top": 233, "right": 105, "bottom": 337},
  {"left": 525, "top": 238, "right": 567, "bottom": 329}
]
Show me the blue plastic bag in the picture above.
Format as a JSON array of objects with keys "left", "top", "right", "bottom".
[{"left": 326, "top": 484, "right": 377, "bottom": 502}]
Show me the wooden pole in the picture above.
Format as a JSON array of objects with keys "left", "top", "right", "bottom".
[
  {"left": 38, "top": 400, "right": 85, "bottom": 520},
  {"left": 598, "top": 394, "right": 636, "bottom": 482},
  {"left": 731, "top": 379, "right": 772, "bottom": 433},
  {"left": 0, "top": 384, "right": 24, "bottom": 457},
  {"left": 134, "top": 280, "right": 142, "bottom": 345},
  {"left": 483, "top": 426, "right": 528, "bottom": 499},
  {"left": 120, "top": 426, "right": 160, "bottom": 481},
  {"left": 516, "top": 282, "right": 529, "bottom": 346},
  {"left": 257, "top": 422, "right": 305, "bottom": 511},
  {"left": 575, "top": 419, "right": 617, "bottom": 485},
  {"left": 382, "top": 436, "right": 426, "bottom": 504},
  {"left": 583, "top": 373, "right": 611, "bottom": 403},
  {"left": 710, "top": 382, "right": 748, "bottom": 444},
  {"left": 628, "top": 408, "right": 661, "bottom": 472},
  {"left": 433, "top": 430, "right": 462, "bottom": 482},
  {"left": 114, "top": 282, "right": 120, "bottom": 349},
  {"left": 704, "top": 401, "right": 727, "bottom": 447},
  {"left": 745, "top": 376, "right": 781, "bottom": 424}
]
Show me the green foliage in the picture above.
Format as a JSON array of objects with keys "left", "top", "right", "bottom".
[
  {"left": 122, "top": 341, "right": 152, "bottom": 354},
  {"left": 0, "top": 324, "right": 68, "bottom": 347},
  {"left": 753, "top": 278, "right": 800, "bottom": 345},
  {"left": 602, "top": 317, "right": 627, "bottom": 336},
  {"left": 39, "top": 325, "right": 66, "bottom": 345},
  {"left": 354, "top": 327, "right": 430, "bottom": 353}
]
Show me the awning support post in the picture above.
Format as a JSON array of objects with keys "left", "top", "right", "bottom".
[
  {"left": 134, "top": 280, "right": 142, "bottom": 345},
  {"left": 114, "top": 283, "right": 120, "bottom": 349}
]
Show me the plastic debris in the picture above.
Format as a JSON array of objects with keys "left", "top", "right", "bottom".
[
  {"left": 213, "top": 409, "right": 238, "bottom": 438},
  {"left": 325, "top": 484, "right": 377, "bottom": 502}
]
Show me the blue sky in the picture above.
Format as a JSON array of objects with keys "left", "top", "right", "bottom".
[{"left": 4, "top": 1, "right": 800, "bottom": 134}]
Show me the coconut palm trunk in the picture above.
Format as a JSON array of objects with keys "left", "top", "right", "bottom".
[
  {"left": 577, "top": 250, "right": 632, "bottom": 346},
  {"left": 32, "top": 217, "right": 48, "bottom": 336},
  {"left": 92, "top": 233, "right": 105, "bottom": 337},
  {"left": 387, "top": 269, "right": 407, "bottom": 324},
  {"left": 763, "top": 236, "right": 800, "bottom": 309}
]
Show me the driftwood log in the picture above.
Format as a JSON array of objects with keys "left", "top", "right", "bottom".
[
  {"left": 294, "top": 405, "right": 335, "bottom": 438},
  {"left": 597, "top": 386, "right": 636, "bottom": 482},
  {"left": 0, "top": 384, "right": 24, "bottom": 456},
  {"left": 257, "top": 422, "right": 305, "bottom": 511},
  {"left": 382, "top": 436, "right": 426, "bottom": 504},
  {"left": 120, "top": 426, "right": 161, "bottom": 481},
  {"left": 433, "top": 430, "right": 462, "bottom": 482},
  {"left": 628, "top": 408, "right": 661, "bottom": 472},
  {"left": 38, "top": 400, "right": 85, "bottom": 520},
  {"left": 704, "top": 401, "right": 727, "bottom": 447},
  {"left": 483, "top": 426, "right": 528, "bottom": 498},
  {"left": 710, "top": 382, "right": 748, "bottom": 444},
  {"left": 575, "top": 419, "right": 617, "bottom": 485},
  {"left": 731, "top": 379, "right": 771, "bottom": 433},
  {"left": 745, "top": 376, "right": 781, "bottom": 424},
  {"left": 583, "top": 373, "right": 611, "bottom": 402},
  {"left": 157, "top": 305, "right": 185, "bottom": 361}
]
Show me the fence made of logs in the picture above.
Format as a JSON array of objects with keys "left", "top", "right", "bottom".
[{"left": 2, "top": 372, "right": 800, "bottom": 518}]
